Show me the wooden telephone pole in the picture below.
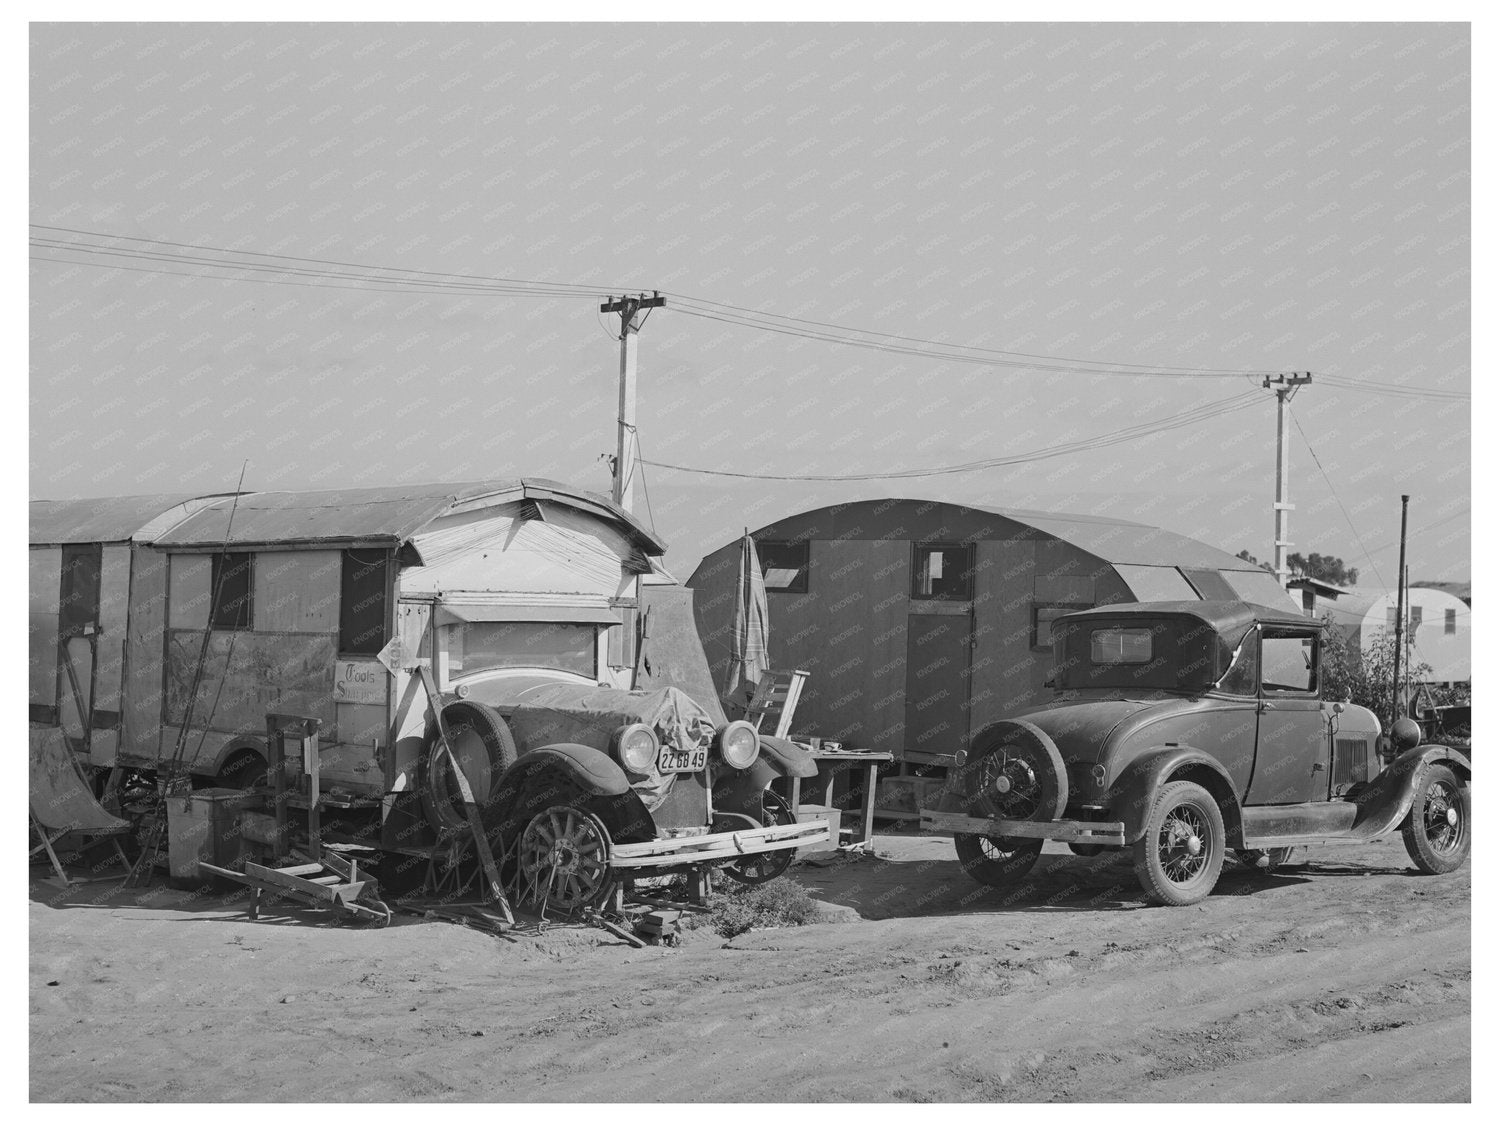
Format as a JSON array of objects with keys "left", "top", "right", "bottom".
[
  {"left": 1264, "top": 371, "right": 1313, "bottom": 588},
  {"left": 601, "top": 292, "right": 665, "bottom": 513}
]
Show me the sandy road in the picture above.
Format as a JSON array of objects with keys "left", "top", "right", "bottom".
[{"left": 30, "top": 832, "right": 1468, "bottom": 1102}]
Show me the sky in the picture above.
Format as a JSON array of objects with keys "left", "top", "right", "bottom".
[{"left": 28, "top": 21, "right": 1471, "bottom": 585}]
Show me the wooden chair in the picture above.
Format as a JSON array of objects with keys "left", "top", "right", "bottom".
[{"left": 741, "top": 669, "right": 810, "bottom": 738}]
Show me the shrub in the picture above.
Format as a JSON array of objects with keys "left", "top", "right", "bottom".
[{"left": 700, "top": 876, "right": 821, "bottom": 939}]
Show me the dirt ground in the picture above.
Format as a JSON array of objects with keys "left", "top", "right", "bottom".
[{"left": 30, "top": 831, "right": 1469, "bottom": 1103}]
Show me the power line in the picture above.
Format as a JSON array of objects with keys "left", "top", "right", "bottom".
[
  {"left": 31, "top": 223, "right": 610, "bottom": 296},
  {"left": 28, "top": 223, "right": 1477, "bottom": 400},
  {"left": 663, "top": 292, "right": 1273, "bottom": 376},
  {"left": 642, "top": 391, "right": 1261, "bottom": 481},
  {"left": 25, "top": 223, "right": 1282, "bottom": 381},
  {"left": 1290, "top": 409, "right": 1388, "bottom": 588}
]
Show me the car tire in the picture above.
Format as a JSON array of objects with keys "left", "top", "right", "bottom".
[
  {"left": 419, "top": 701, "right": 518, "bottom": 834},
  {"left": 1133, "top": 780, "right": 1225, "bottom": 907},
  {"left": 959, "top": 720, "right": 1068, "bottom": 822},
  {"left": 721, "top": 790, "right": 797, "bottom": 885},
  {"left": 1401, "top": 763, "right": 1470, "bottom": 875},
  {"left": 954, "top": 833, "right": 1044, "bottom": 887}
]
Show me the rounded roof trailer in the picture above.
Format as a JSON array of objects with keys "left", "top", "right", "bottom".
[{"left": 688, "top": 497, "right": 1299, "bottom": 765}]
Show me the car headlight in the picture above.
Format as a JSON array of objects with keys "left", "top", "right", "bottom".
[
  {"left": 615, "top": 723, "right": 659, "bottom": 772},
  {"left": 718, "top": 721, "right": 760, "bottom": 770}
]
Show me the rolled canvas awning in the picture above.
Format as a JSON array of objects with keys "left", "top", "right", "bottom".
[{"left": 435, "top": 603, "right": 620, "bottom": 626}]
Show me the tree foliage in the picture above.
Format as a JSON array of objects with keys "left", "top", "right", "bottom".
[
  {"left": 1320, "top": 620, "right": 1468, "bottom": 717},
  {"left": 1236, "top": 549, "right": 1360, "bottom": 586}
]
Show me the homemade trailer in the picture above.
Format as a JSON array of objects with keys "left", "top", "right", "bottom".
[
  {"left": 29, "top": 480, "right": 813, "bottom": 884},
  {"left": 688, "top": 499, "right": 1297, "bottom": 772}
]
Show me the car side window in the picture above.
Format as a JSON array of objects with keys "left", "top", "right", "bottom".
[
  {"left": 1217, "top": 631, "right": 1259, "bottom": 696},
  {"left": 1260, "top": 630, "right": 1317, "bottom": 694}
]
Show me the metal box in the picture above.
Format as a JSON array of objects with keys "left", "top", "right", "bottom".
[{"left": 166, "top": 788, "right": 259, "bottom": 884}]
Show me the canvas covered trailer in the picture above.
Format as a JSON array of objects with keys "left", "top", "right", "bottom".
[
  {"left": 29, "top": 479, "right": 668, "bottom": 798},
  {"left": 31, "top": 479, "right": 826, "bottom": 899},
  {"left": 688, "top": 499, "right": 1299, "bottom": 766}
]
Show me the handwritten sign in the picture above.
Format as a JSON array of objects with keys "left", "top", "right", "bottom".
[
  {"left": 376, "top": 635, "right": 407, "bottom": 675},
  {"left": 333, "top": 659, "right": 388, "bottom": 705}
]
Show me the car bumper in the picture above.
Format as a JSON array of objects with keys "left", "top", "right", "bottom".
[
  {"left": 610, "top": 820, "right": 830, "bottom": 870},
  {"left": 918, "top": 808, "right": 1127, "bottom": 847}
]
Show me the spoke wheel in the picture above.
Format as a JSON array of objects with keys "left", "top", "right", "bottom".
[
  {"left": 1133, "top": 780, "right": 1225, "bottom": 907},
  {"left": 958, "top": 721, "right": 1068, "bottom": 823},
  {"left": 721, "top": 791, "right": 798, "bottom": 885},
  {"left": 954, "top": 833, "right": 1043, "bottom": 888},
  {"left": 519, "top": 805, "right": 614, "bottom": 914},
  {"left": 1401, "top": 763, "right": 1470, "bottom": 875}
]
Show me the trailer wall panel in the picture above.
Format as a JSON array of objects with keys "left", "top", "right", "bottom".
[
  {"left": 168, "top": 554, "right": 211, "bottom": 630},
  {"left": 254, "top": 550, "right": 341, "bottom": 633},
  {"left": 122, "top": 546, "right": 170, "bottom": 761},
  {"left": 29, "top": 547, "right": 61, "bottom": 710}
]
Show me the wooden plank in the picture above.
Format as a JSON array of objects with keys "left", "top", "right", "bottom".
[
  {"left": 254, "top": 550, "right": 341, "bottom": 633},
  {"left": 167, "top": 553, "right": 211, "bottom": 630},
  {"left": 612, "top": 824, "right": 829, "bottom": 869},
  {"left": 242, "top": 861, "right": 344, "bottom": 903},
  {"left": 611, "top": 819, "right": 823, "bottom": 860}
]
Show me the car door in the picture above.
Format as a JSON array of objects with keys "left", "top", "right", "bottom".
[{"left": 1246, "top": 628, "right": 1331, "bottom": 805}]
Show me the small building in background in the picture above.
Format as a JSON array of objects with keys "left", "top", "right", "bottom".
[
  {"left": 1313, "top": 586, "right": 1472, "bottom": 685},
  {"left": 1287, "top": 574, "right": 1350, "bottom": 617},
  {"left": 688, "top": 498, "right": 1298, "bottom": 775}
]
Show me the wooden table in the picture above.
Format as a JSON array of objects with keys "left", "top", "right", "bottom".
[{"left": 785, "top": 748, "right": 895, "bottom": 852}]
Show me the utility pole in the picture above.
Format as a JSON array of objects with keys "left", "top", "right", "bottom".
[
  {"left": 1264, "top": 371, "right": 1313, "bottom": 588},
  {"left": 1391, "top": 494, "right": 1410, "bottom": 728},
  {"left": 601, "top": 292, "right": 665, "bottom": 513}
]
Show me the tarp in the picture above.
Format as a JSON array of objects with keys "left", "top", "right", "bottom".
[
  {"left": 636, "top": 585, "right": 728, "bottom": 726},
  {"left": 506, "top": 685, "right": 719, "bottom": 810},
  {"left": 727, "top": 532, "right": 769, "bottom": 704},
  {"left": 29, "top": 725, "right": 129, "bottom": 834}
]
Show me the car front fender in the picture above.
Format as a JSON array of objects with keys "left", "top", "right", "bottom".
[
  {"left": 712, "top": 737, "right": 818, "bottom": 815},
  {"left": 1351, "top": 743, "right": 1474, "bottom": 837},
  {"left": 1107, "top": 746, "right": 1242, "bottom": 846}
]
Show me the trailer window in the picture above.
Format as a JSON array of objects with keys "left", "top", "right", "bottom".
[
  {"left": 340, "top": 549, "right": 390, "bottom": 656},
  {"left": 210, "top": 553, "right": 253, "bottom": 631},
  {"left": 1033, "top": 602, "right": 1090, "bottom": 651},
  {"left": 758, "top": 540, "right": 809, "bottom": 593},
  {"left": 912, "top": 543, "right": 974, "bottom": 600},
  {"left": 446, "top": 621, "right": 596, "bottom": 679}
]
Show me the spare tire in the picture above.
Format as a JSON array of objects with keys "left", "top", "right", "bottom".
[
  {"left": 956, "top": 719, "right": 1068, "bottom": 823},
  {"left": 418, "top": 701, "right": 519, "bottom": 834}
]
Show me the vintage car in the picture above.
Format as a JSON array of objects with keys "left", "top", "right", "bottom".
[
  {"left": 920, "top": 600, "right": 1472, "bottom": 906},
  {"left": 420, "top": 680, "right": 823, "bottom": 912}
]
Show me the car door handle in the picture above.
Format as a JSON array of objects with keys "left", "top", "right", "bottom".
[{"left": 1312, "top": 762, "right": 1325, "bottom": 771}]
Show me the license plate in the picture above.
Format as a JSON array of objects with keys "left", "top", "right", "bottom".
[{"left": 657, "top": 745, "right": 708, "bottom": 773}]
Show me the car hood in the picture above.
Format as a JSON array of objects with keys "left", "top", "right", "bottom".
[
  {"left": 503, "top": 684, "right": 719, "bottom": 758},
  {"left": 1013, "top": 693, "right": 1208, "bottom": 765}
]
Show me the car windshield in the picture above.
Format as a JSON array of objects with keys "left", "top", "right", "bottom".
[{"left": 445, "top": 621, "right": 597, "bottom": 678}]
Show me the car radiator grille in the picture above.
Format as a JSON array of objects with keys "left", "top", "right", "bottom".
[{"left": 1333, "top": 738, "right": 1370, "bottom": 788}]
